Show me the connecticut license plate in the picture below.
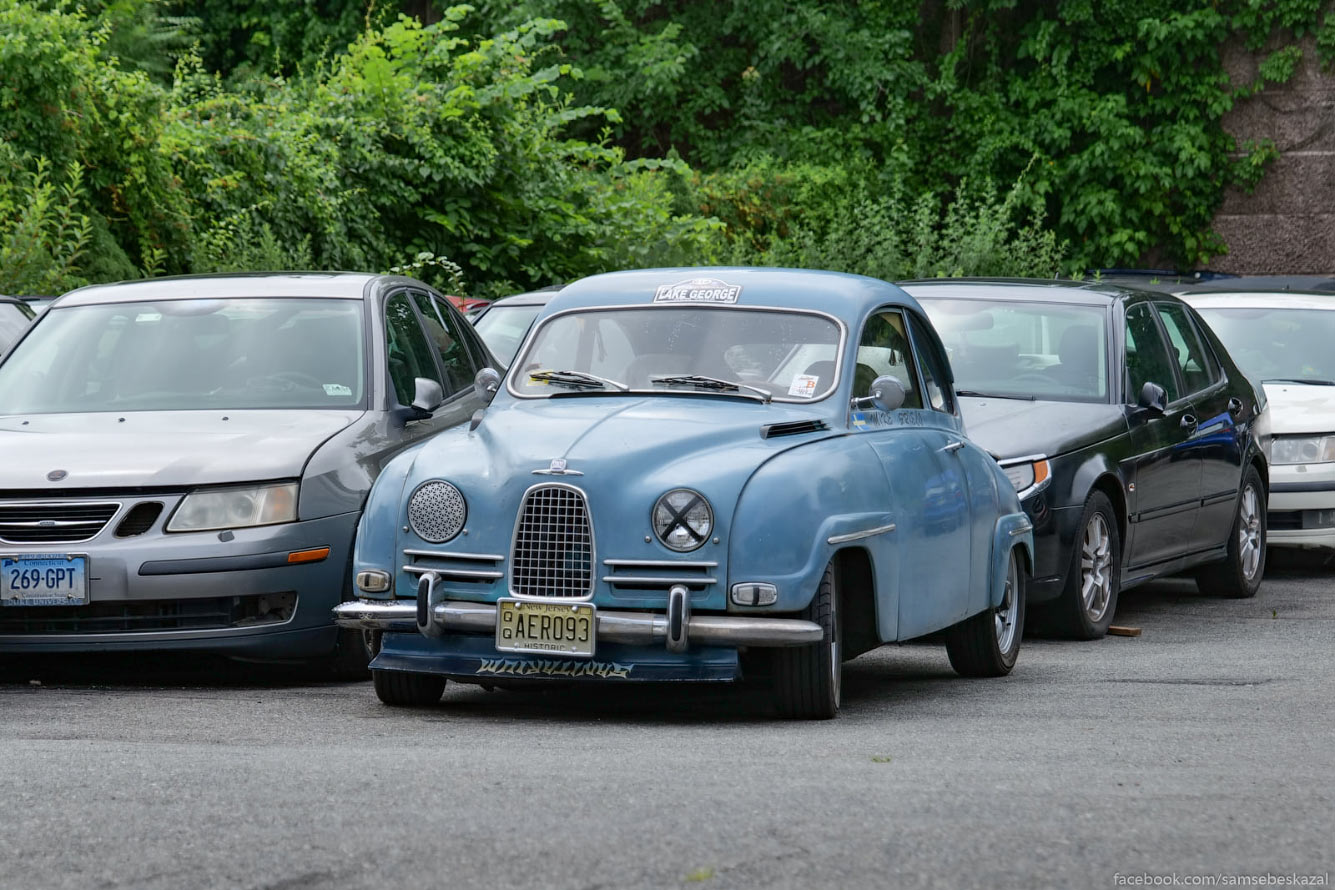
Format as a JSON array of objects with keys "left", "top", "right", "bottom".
[
  {"left": 1, "top": 555, "right": 89, "bottom": 606},
  {"left": 495, "top": 598, "right": 596, "bottom": 657}
]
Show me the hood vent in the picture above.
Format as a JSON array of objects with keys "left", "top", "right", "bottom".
[{"left": 761, "top": 419, "right": 829, "bottom": 439}]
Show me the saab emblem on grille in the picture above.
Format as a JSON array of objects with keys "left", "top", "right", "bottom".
[
  {"left": 532, "top": 458, "right": 583, "bottom": 477},
  {"left": 38, "top": 520, "right": 56, "bottom": 527},
  {"left": 47, "top": 470, "right": 68, "bottom": 481}
]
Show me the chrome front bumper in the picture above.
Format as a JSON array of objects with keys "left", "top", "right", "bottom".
[{"left": 332, "top": 599, "right": 823, "bottom": 648}]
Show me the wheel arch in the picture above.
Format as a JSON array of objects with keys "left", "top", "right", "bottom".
[{"left": 833, "top": 546, "right": 879, "bottom": 659}]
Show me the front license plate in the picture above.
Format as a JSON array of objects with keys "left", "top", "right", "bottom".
[
  {"left": 1, "top": 555, "right": 89, "bottom": 607},
  {"left": 495, "top": 598, "right": 596, "bottom": 658}
]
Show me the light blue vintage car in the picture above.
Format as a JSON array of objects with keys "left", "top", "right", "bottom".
[{"left": 335, "top": 268, "right": 1034, "bottom": 718}]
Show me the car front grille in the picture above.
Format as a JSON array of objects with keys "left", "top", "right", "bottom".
[
  {"left": 510, "top": 484, "right": 594, "bottom": 598},
  {"left": 0, "top": 502, "right": 121, "bottom": 544}
]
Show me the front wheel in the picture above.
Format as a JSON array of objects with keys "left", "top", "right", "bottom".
[
  {"left": 946, "top": 547, "right": 1026, "bottom": 677},
  {"left": 1049, "top": 490, "right": 1120, "bottom": 639},
  {"left": 772, "top": 561, "right": 841, "bottom": 720},
  {"left": 373, "top": 670, "right": 446, "bottom": 707},
  {"left": 1195, "top": 465, "right": 1267, "bottom": 599}
]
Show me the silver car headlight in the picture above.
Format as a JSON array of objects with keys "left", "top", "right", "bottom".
[
  {"left": 1271, "top": 435, "right": 1335, "bottom": 465},
  {"left": 167, "top": 482, "right": 299, "bottom": 532},
  {"left": 1001, "top": 458, "right": 1050, "bottom": 493},
  {"left": 652, "top": 489, "right": 713, "bottom": 552},
  {"left": 408, "top": 480, "right": 467, "bottom": 543}
]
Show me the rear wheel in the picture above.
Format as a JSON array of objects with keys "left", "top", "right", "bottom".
[
  {"left": 946, "top": 547, "right": 1026, "bottom": 676},
  {"left": 373, "top": 670, "right": 446, "bottom": 706},
  {"left": 1195, "top": 465, "right": 1266, "bottom": 599},
  {"left": 772, "top": 561, "right": 841, "bottom": 720},
  {"left": 1050, "top": 491, "right": 1120, "bottom": 639}
]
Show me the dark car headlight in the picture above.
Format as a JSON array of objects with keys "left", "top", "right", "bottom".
[
  {"left": 652, "top": 489, "right": 713, "bottom": 552},
  {"left": 408, "top": 480, "right": 467, "bottom": 543},
  {"left": 1001, "top": 458, "right": 1051, "bottom": 494}
]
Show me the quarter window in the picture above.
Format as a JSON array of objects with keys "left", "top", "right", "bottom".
[
  {"left": 412, "top": 292, "right": 474, "bottom": 395},
  {"left": 1125, "top": 303, "right": 1180, "bottom": 403},
  {"left": 1155, "top": 302, "right": 1220, "bottom": 394},
  {"left": 907, "top": 314, "right": 953, "bottom": 413},
  {"left": 856, "top": 310, "right": 923, "bottom": 409},
  {"left": 384, "top": 293, "right": 442, "bottom": 406}
]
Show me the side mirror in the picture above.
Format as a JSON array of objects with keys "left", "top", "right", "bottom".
[
  {"left": 410, "top": 377, "right": 444, "bottom": 419},
  {"left": 474, "top": 366, "right": 502, "bottom": 405},
  {"left": 868, "top": 375, "right": 907, "bottom": 412},
  {"left": 1137, "top": 381, "right": 1167, "bottom": 415}
]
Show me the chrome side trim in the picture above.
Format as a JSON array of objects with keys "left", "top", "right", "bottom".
[
  {"left": 603, "top": 559, "right": 718, "bottom": 569},
  {"left": 600, "top": 575, "right": 717, "bottom": 586},
  {"left": 1009, "top": 524, "right": 1033, "bottom": 537},
  {"left": 403, "top": 565, "right": 504, "bottom": 580},
  {"left": 827, "top": 523, "right": 897, "bottom": 545},
  {"left": 403, "top": 549, "right": 504, "bottom": 562},
  {"left": 332, "top": 599, "right": 824, "bottom": 647}
]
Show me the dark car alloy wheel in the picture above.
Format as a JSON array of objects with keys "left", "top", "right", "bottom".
[
  {"left": 1047, "top": 491, "right": 1121, "bottom": 640},
  {"left": 1196, "top": 465, "right": 1266, "bottom": 599}
]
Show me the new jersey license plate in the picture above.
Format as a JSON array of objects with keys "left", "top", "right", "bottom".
[
  {"left": 495, "top": 598, "right": 596, "bottom": 657},
  {"left": 1, "top": 555, "right": 89, "bottom": 606}
]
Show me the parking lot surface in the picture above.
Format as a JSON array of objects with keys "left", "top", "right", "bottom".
[{"left": 3, "top": 554, "right": 1333, "bottom": 890}]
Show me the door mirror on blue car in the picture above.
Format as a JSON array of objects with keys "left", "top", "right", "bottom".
[
  {"left": 410, "top": 377, "right": 444, "bottom": 419},
  {"left": 474, "top": 366, "right": 502, "bottom": 405},
  {"left": 1138, "top": 381, "right": 1167, "bottom": 415},
  {"left": 869, "top": 375, "right": 907, "bottom": 412}
]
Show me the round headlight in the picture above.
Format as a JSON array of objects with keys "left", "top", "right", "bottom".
[
  {"left": 652, "top": 489, "right": 713, "bottom": 552},
  {"left": 407, "top": 480, "right": 467, "bottom": 543}
]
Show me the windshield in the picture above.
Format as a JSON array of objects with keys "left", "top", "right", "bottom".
[
  {"left": 918, "top": 298, "right": 1109, "bottom": 402},
  {"left": 510, "top": 307, "right": 843, "bottom": 402},
  {"left": 473, "top": 303, "right": 543, "bottom": 365},
  {"left": 1194, "top": 307, "right": 1335, "bottom": 384},
  {"left": 1, "top": 302, "right": 34, "bottom": 352},
  {"left": 0, "top": 298, "right": 366, "bottom": 414}
]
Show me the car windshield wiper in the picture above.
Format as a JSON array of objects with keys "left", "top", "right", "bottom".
[
  {"left": 956, "top": 390, "right": 1038, "bottom": 401},
  {"left": 649, "top": 374, "right": 772, "bottom": 403},
  {"left": 527, "top": 369, "right": 629, "bottom": 392},
  {"left": 1263, "top": 377, "right": 1335, "bottom": 386}
]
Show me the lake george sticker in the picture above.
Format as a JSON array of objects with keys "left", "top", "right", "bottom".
[{"left": 652, "top": 277, "right": 742, "bottom": 304}]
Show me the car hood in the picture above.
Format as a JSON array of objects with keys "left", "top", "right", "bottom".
[
  {"left": 1261, "top": 383, "right": 1335, "bottom": 435},
  {"left": 957, "top": 397, "right": 1128, "bottom": 460},
  {"left": 0, "top": 410, "right": 365, "bottom": 490}
]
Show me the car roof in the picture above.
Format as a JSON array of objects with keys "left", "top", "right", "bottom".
[
  {"left": 549, "top": 267, "right": 916, "bottom": 317},
  {"left": 899, "top": 277, "right": 1141, "bottom": 306},
  {"left": 1181, "top": 292, "right": 1335, "bottom": 311},
  {"left": 1171, "top": 275, "right": 1335, "bottom": 295},
  {"left": 487, "top": 287, "right": 562, "bottom": 308},
  {"left": 53, "top": 272, "right": 384, "bottom": 308}
]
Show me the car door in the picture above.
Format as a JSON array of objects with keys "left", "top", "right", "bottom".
[
  {"left": 1121, "top": 301, "right": 1203, "bottom": 568},
  {"left": 382, "top": 289, "right": 482, "bottom": 448},
  {"left": 1154, "top": 300, "right": 1243, "bottom": 551},
  {"left": 852, "top": 307, "right": 973, "bottom": 637}
]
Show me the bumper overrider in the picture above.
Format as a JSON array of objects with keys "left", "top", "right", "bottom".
[{"left": 333, "top": 581, "right": 823, "bottom": 683}]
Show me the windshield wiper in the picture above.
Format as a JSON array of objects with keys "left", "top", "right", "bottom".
[
  {"left": 527, "top": 369, "right": 629, "bottom": 392},
  {"left": 956, "top": 390, "right": 1038, "bottom": 401},
  {"left": 1263, "top": 377, "right": 1335, "bottom": 386},
  {"left": 650, "top": 374, "right": 772, "bottom": 403}
]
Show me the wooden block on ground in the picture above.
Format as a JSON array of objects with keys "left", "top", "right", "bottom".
[{"left": 1107, "top": 625, "right": 1142, "bottom": 637}]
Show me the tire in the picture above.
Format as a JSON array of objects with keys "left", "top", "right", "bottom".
[
  {"left": 323, "top": 628, "right": 376, "bottom": 681},
  {"left": 772, "top": 561, "right": 841, "bottom": 720},
  {"left": 946, "top": 547, "right": 1026, "bottom": 677},
  {"left": 1050, "top": 490, "right": 1120, "bottom": 640},
  {"left": 1195, "top": 465, "right": 1266, "bottom": 599},
  {"left": 372, "top": 670, "right": 446, "bottom": 706}
]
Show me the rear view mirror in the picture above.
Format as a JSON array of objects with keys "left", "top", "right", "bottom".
[
  {"left": 410, "top": 377, "right": 444, "bottom": 419},
  {"left": 474, "top": 367, "right": 502, "bottom": 404},
  {"left": 1138, "top": 381, "right": 1167, "bottom": 414}
]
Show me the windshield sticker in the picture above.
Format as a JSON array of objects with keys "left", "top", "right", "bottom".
[
  {"left": 322, "top": 383, "right": 352, "bottom": 397},
  {"left": 653, "top": 277, "right": 742, "bottom": 304},
  {"left": 788, "top": 374, "right": 820, "bottom": 398}
]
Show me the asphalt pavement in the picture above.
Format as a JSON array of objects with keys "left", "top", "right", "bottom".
[{"left": 3, "top": 552, "right": 1333, "bottom": 890}]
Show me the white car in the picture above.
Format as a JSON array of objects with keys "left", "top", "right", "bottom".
[{"left": 1183, "top": 289, "right": 1335, "bottom": 548}]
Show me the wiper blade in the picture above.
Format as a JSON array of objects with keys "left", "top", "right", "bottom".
[
  {"left": 527, "top": 369, "right": 629, "bottom": 392},
  {"left": 956, "top": 390, "right": 1038, "bottom": 401},
  {"left": 1263, "top": 377, "right": 1335, "bottom": 386},
  {"left": 650, "top": 374, "right": 772, "bottom": 402}
]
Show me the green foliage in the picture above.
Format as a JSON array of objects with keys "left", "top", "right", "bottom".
[{"left": 0, "top": 156, "right": 93, "bottom": 295}]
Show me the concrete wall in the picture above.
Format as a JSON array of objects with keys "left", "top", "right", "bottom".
[{"left": 1213, "top": 35, "right": 1335, "bottom": 274}]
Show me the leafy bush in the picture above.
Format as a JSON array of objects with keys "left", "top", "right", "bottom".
[{"left": 0, "top": 156, "right": 93, "bottom": 295}]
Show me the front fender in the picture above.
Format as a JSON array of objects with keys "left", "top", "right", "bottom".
[
  {"left": 991, "top": 512, "right": 1034, "bottom": 609},
  {"left": 352, "top": 443, "right": 426, "bottom": 599}
]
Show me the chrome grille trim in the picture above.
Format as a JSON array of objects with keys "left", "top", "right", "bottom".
[
  {"left": 602, "top": 557, "right": 718, "bottom": 590},
  {"left": 402, "top": 549, "right": 504, "bottom": 585},
  {"left": 603, "top": 559, "right": 718, "bottom": 569},
  {"left": 509, "top": 482, "right": 595, "bottom": 600},
  {"left": 0, "top": 500, "right": 123, "bottom": 545},
  {"left": 404, "top": 549, "right": 505, "bottom": 562},
  {"left": 403, "top": 565, "right": 504, "bottom": 580}
]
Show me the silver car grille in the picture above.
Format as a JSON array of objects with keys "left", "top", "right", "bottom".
[
  {"left": 510, "top": 484, "right": 594, "bottom": 598},
  {"left": 0, "top": 501, "right": 121, "bottom": 544}
]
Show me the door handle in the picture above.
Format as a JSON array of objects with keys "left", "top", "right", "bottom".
[
  {"left": 942, "top": 439, "right": 965, "bottom": 453},
  {"left": 1227, "top": 397, "right": 1244, "bottom": 416},
  {"left": 1180, "top": 414, "right": 1197, "bottom": 431}
]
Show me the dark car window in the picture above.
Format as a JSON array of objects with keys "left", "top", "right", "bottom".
[
  {"left": 385, "top": 292, "right": 443, "bottom": 405},
  {"left": 411, "top": 291, "right": 474, "bottom": 395},
  {"left": 906, "top": 313, "right": 953, "bottom": 413},
  {"left": 449, "top": 295, "right": 500, "bottom": 370},
  {"left": 1155, "top": 301, "right": 1219, "bottom": 394},
  {"left": 856, "top": 309, "right": 923, "bottom": 409},
  {"left": 1125, "top": 303, "right": 1180, "bottom": 403}
]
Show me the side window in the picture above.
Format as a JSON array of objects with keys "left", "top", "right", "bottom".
[
  {"left": 384, "top": 293, "right": 442, "bottom": 405},
  {"left": 1125, "top": 303, "right": 1180, "bottom": 403},
  {"left": 856, "top": 309, "right": 923, "bottom": 409},
  {"left": 412, "top": 292, "right": 474, "bottom": 395},
  {"left": 1156, "top": 301, "right": 1219, "bottom": 394},
  {"left": 449, "top": 297, "right": 496, "bottom": 370},
  {"left": 906, "top": 313, "right": 953, "bottom": 413}
]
